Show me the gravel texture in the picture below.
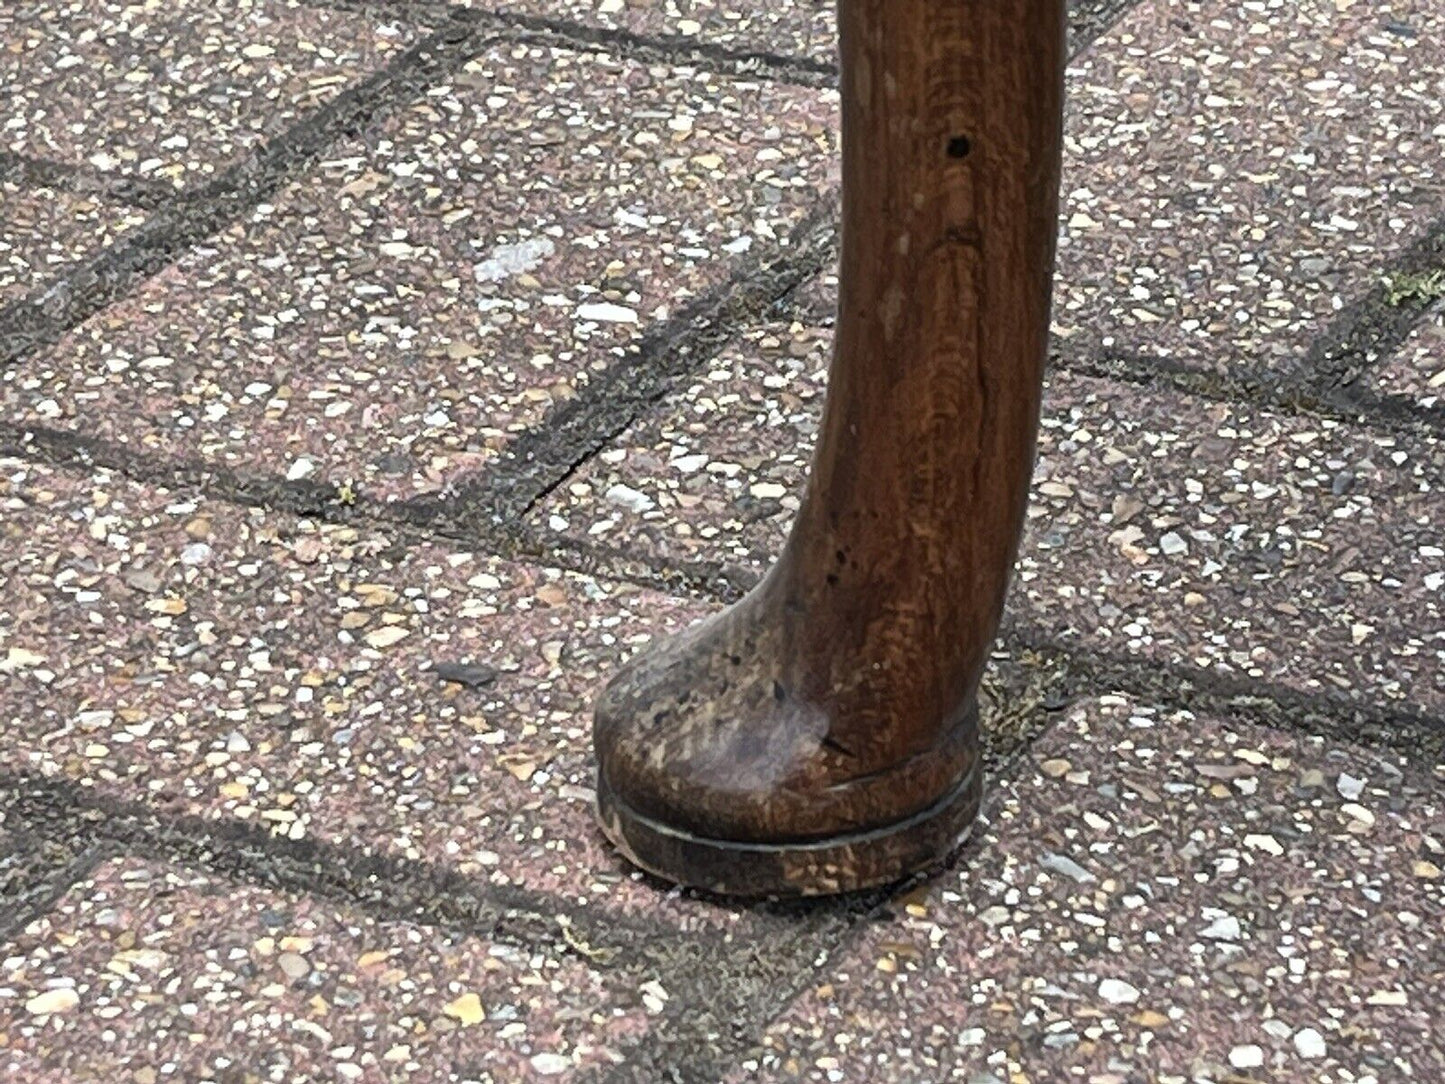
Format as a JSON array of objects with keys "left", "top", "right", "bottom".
[
  {"left": 0, "top": 457, "right": 738, "bottom": 927},
  {"left": 3, "top": 44, "right": 837, "bottom": 501},
  {"left": 0, "top": 0, "right": 418, "bottom": 188},
  {"left": 483, "top": 0, "right": 1137, "bottom": 64},
  {"left": 1052, "top": 0, "right": 1443, "bottom": 378},
  {"left": 1, "top": 0, "right": 1442, "bottom": 1078},
  {"left": 496, "top": 0, "right": 837, "bottom": 64},
  {"left": 529, "top": 311, "right": 1445, "bottom": 709},
  {"left": 739, "top": 696, "right": 1445, "bottom": 1083},
  {"left": 0, "top": 183, "right": 145, "bottom": 305},
  {"left": 0, "top": 855, "right": 651, "bottom": 1081}
]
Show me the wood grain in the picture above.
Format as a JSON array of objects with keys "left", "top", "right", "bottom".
[{"left": 595, "top": 0, "right": 1067, "bottom": 895}]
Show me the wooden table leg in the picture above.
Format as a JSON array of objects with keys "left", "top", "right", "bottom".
[{"left": 594, "top": 0, "right": 1067, "bottom": 896}]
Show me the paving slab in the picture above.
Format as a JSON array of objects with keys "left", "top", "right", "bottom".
[
  {"left": 0, "top": 855, "right": 652, "bottom": 1081},
  {"left": 1013, "top": 377, "right": 1443, "bottom": 710},
  {"left": 737, "top": 695, "right": 1445, "bottom": 1083},
  {"left": 1365, "top": 301, "right": 1445, "bottom": 410},
  {"left": 2, "top": 45, "right": 837, "bottom": 502},
  {"left": 0, "top": 0, "right": 418, "bottom": 189},
  {"left": 529, "top": 306, "right": 1445, "bottom": 710},
  {"left": 0, "top": 183, "right": 145, "bottom": 306},
  {"left": 0, "top": 457, "right": 744, "bottom": 929},
  {"left": 1053, "top": 0, "right": 1443, "bottom": 379}
]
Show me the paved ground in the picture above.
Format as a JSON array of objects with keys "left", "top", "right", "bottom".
[{"left": 1, "top": 0, "right": 1442, "bottom": 1081}]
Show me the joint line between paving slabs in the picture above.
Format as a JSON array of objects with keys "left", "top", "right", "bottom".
[
  {"left": 0, "top": 151, "right": 177, "bottom": 212},
  {"left": 0, "top": 834, "right": 112, "bottom": 945},
  {"left": 1057, "top": 349, "right": 1445, "bottom": 441},
  {"left": 0, "top": 418, "right": 699, "bottom": 600},
  {"left": 300, "top": 0, "right": 839, "bottom": 86},
  {"left": 1068, "top": 0, "right": 1147, "bottom": 56},
  {"left": 1287, "top": 214, "right": 1445, "bottom": 397},
  {"left": 998, "top": 628, "right": 1445, "bottom": 766},
  {"left": 582, "top": 894, "right": 890, "bottom": 1084},
  {"left": 0, "top": 770, "right": 738, "bottom": 965},
  {"left": 408, "top": 196, "right": 841, "bottom": 530},
  {"left": 458, "top": 533, "right": 1445, "bottom": 770},
  {"left": 1321, "top": 385, "right": 1445, "bottom": 436},
  {"left": 0, "top": 15, "right": 500, "bottom": 371},
  {"left": 768, "top": 281, "right": 1445, "bottom": 442}
]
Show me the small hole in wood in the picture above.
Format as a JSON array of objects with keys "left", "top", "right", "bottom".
[{"left": 946, "top": 135, "right": 972, "bottom": 159}]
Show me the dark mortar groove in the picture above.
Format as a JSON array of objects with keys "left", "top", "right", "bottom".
[
  {"left": 1051, "top": 215, "right": 1445, "bottom": 434},
  {"left": 0, "top": 151, "right": 175, "bottom": 212},
  {"left": 1288, "top": 214, "right": 1445, "bottom": 395},
  {"left": 412, "top": 198, "right": 841, "bottom": 530},
  {"left": 1068, "top": 0, "right": 1143, "bottom": 54},
  {"left": 0, "top": 420, "right": 706, "bottom": 605},
  {"left": 0, "top": 831, "right": 109, "bottom": 944},
  {"left": 1327, "top": 384, "right": 1445, "bottom": 439},
  {"left": 0, "top": 770, "right": 730, "bottom": 964},
  {"left": 472, "top": 539, "right": 1444, "bottom": 764},
  {"left": 306, "top": 0, "right": 837, "bottom": 86},
  {"left": 1056, "top": 349, "right": 1445, "bottom": 443},
  {"left": 534, "top": 538, "right": 1445, "bottom": 762},
  {"left": 582, "top": 892, "right": 883, "bottom": 1084},
  {"left": 1, "top": 421, "right": 353, "bottom": 521},
  {"left": 0, "top": 15, "right": 497, "bottom": 370},
  {"left": 515, "top": 530, "right": 766, "bottom": 604},
  {"left": 306, "top": 0, "right": 1135, "bottom": 84},
  {"left": 0, "top": 420, "right": 760, "bottom": 612},
  {"left": 1006, "top": 627, "right": 1445, "bottom": 764}
]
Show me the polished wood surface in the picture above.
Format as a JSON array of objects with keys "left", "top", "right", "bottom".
[{"left": 595, "top": 0, "right": 1067, "bottom": 895}]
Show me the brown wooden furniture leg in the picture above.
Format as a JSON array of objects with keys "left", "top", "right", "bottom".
[{"left": 594, "top": 0, "right": 1067, "bottom": 896}]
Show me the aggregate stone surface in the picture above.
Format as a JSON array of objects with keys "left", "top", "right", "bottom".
[
  {"left": 0, "top": 183, "right": 145, "bottom": 307},
  {"left": 498, "top": 0, "right": 837, "bottom": 64},
  {"left": 0, "top": 457, "right": 754, "bottom": 929},
  {"left": 0, "top": 0, "right": 419, "bottom": 188},
  {"left": 530, "top": 313, "right": 1445, "bottom": 710},
  {"left": 491, "top": 0, "right": 1135, "bottom": 64},
  {"left": 1052, "top": 0, "right": 1443, "bottom": 379},
  {"left": 2, "top": 0, "right": 1443, "bottom": 1078},
  {"left": 2, "top": 45, "right": 837, "bottom": 502},
  {"left": 0, "top": 855, "right": 653, "bottom": 1082},
  {"left": 740, "top": 696, "right": 1445, "bottom": 1083}
]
